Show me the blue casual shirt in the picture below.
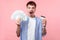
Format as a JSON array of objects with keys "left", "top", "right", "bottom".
[{"left": 20, "top": 17, "right": 42, "bottom": 40}]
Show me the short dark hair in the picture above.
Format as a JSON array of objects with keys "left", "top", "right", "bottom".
[{"left": 26, "top": 1, "right": 36, "bottom": 7}]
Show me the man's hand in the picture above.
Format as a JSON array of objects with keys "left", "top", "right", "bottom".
[
  {"left": 16, "top": 18, "right": 21, "bottom": 37},
  {"left": 42, "top": 18, "right": 47, "bottom": 36}
]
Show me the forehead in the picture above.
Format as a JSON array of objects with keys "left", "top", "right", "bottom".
[{"left": 27, "top": 4, "right": 35, "bottom": 7}]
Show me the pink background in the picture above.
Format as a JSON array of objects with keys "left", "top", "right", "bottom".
[{"left": 0, "top": 0, "right": 60, "bottom": 40}]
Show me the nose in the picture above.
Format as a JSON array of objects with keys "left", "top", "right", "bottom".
[{"left": 30, "top": 9, "right": 33, "bottom": 12}]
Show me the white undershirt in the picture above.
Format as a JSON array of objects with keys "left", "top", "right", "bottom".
[{"left": 27, "top": 17, "right": 36, "bottom": 40}]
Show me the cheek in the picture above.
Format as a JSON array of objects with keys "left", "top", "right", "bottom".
[
  {"left": 33, "top": 9, "right": 36, "bottom": 12},
  {"left": 27, "top": 9, "right": 30, "bottom": 12}
]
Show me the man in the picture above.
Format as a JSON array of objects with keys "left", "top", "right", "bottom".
[{"left": 16, "top": 1, "right": 46, "bottom": 40}]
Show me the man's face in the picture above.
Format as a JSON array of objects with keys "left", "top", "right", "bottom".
[{"left": 27, "top": 5, "right": 36, "bottom": 15}]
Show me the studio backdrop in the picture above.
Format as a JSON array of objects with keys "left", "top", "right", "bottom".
[{"left": 0, "top": 0, "right": 60, "bottom": 40}]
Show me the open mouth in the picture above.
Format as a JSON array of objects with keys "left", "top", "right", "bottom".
[{"left": 30, "top": 12, "right": 33, "bottom": 14}]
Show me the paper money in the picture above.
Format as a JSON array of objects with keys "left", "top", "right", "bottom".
[{"left": 11, "top": 10, "right": 27, "bottom": 21}]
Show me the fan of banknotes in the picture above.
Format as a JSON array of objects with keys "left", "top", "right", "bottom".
[{"left": 11, "top": 10, "right": 27, "bottom": 21}]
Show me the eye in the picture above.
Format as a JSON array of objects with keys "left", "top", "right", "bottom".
[
  {"left": 32, "top": 7, "right": 35, "bottom": 9},
  {"left": 28, "top": 7, "right": 31, "bottom": 9}
]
